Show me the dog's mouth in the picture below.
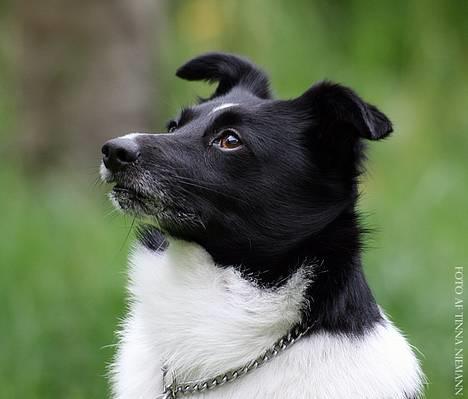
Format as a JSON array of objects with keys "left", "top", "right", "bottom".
[
  {"left": 101, "top": 163, "right": 204, "bottom": 232},
  {"left": 112, "top": 184, "right": 140, "bottom": 197},
  {"left": 110, "top": 183, "right": 143, "bottom": 210},
  {"left": 100, "top": 162, "right": 151, "bottom": 211}
]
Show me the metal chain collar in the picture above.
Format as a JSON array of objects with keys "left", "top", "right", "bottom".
[{"left": 159, "top": 322, "right": 312, "bottom": 399}]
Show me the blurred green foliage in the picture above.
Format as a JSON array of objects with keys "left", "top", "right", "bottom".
[{"left": 1, "top": 0, "right": 467, "bottom": 397}]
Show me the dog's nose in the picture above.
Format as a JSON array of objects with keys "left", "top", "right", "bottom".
[{"left": 101, "top": 138, "right": 140, "bottom": 172}]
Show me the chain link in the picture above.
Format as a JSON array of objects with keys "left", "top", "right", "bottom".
[{"left": 160, "top": 323, "right": 312, "bottom": 398}]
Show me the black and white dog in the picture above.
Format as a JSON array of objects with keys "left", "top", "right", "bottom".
[{"left": 101, "top": 53, "right": 424, "bottom": 399}]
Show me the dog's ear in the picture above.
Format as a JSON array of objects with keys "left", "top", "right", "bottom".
[
  {"left": 294, "top": 81, "right": 392, "bottom": 141},
  {"left": 176, "top": 52, "right": 271, "bottom": 100}
]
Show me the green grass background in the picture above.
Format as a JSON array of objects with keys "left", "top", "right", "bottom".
[{"left": 1, "top": 1, "right": 467, "bottom": 397}]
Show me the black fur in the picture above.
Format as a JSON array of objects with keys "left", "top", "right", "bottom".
[
  {"left": 176, "top": 52, "right": 271, "bottom": 100},
  {"left": 136, "top": 225, "right": 168, "bottom": 252},
  {"left": 107, "top": 52, "right": 393, "bottom": 336}
]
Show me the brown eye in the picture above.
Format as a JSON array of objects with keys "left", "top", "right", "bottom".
[{"left": 214, "top": 129, "right": 242, "bottom": 150}]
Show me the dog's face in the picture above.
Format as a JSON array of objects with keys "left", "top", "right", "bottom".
[{"left": 101, "top": 53, "right": 392, "bottom": 273}]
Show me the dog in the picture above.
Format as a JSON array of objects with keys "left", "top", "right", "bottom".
[{"left": 100, "top": 52, "right": 424, "bottom": 399}]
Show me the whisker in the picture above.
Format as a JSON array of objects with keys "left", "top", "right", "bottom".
[
  {"left": 104, "top": 207, "right": 120, "bottom": 219},
  {"left": 93, "top": 176, "right": 104, "bottom": 188},
  {"left": 154, "top": 168, "right": 249, "bottom": 205},
  {"left": 119, "top": 217, "right": 136, "bottom": 253},
  {"left": 176, "top": 179, "right": 250, "bottom": 205}
]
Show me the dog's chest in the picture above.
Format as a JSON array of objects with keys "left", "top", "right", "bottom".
[{"left": 111, "top": 241, "right": 423, "bottom": 399}]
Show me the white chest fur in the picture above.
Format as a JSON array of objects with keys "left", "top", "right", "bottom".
[{"left": 111, "top": 240, "right": 424, "bottom": 399}]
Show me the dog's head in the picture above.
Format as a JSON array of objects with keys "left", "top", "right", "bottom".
[{"left": 101, "top": 52, "right": 392, "bottom": 272}]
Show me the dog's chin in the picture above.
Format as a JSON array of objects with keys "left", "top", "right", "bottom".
[
  {"left": 109, "top": 186, "right": 147, "bottom": 214},
  {"left": 109, "top": 185, "right": 161, "bottom": 223},
  {"left": 109, "top": 185, "right": 202, "bottom": 234}
]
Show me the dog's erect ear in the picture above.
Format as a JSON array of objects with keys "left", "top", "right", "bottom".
[
  {"left": 176, "top": 52, "right": 271, "bottom": 100},
  {"left": 295, "top": 81, "right": 392, "bottom": 141}
]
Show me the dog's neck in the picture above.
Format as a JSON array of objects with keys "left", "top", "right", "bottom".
[
  {"left": 133, "top": 209, "right": 383, "bottom": 379},
  {"left": 249, "top": 208, "right": 381, "bottom": 335},
  {"left": 297, "top": 210, "right": 383, "bottom": 334},
  {"left": 142, "top": 208, "right": 382, "bottom": 336},
  {"left": 127, "top": 239, "right": 314, "bottom": 382}
]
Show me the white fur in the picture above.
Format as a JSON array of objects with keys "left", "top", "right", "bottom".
[
  {"left": 111, "top": 240, "right": 424, "bottom": 399},
  {"left": 100, "top": 162, "right": 112, "bottom": 182},
  {"left": 122, "top": 132, "right": 151, "bottom": 139},
  {"left": 121, "top": 132, "right": 177, "bottom": 140},
  {"left": 209, "top": 103, "right": 239, "bottom": 114}
]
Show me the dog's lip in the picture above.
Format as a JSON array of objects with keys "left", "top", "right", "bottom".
[
  {"left": 112, "top": 184, "right": 141, "bottom": 197},
  {"left": 112, "top": 184, "right": 150, "bottom": 200},
  {"left": 113, "top": 184, "right": 133, "bottom": 193}
]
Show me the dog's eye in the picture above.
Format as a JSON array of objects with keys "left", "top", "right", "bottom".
[
  {"left": 213, "top": 129, "right": 243, "bottom": 150},
  {"left": 167, "top": 120, "right": 178, "bottom": 133}
]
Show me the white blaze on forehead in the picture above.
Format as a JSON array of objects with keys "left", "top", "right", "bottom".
[
  {"left": 121, "top": 132, "right": 150, "bottom": 140},
  {"left": 122, "top": 131, "right": 175, "bottom": 138},
  {"left": 209, "top": 103, "right": 239, "bottom": 115}
]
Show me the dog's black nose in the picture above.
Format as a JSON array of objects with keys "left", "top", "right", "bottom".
[{"left": 102, "top": 138, "right": 140, "bottom": 172}]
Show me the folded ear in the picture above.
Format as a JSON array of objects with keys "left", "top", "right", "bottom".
[
  {"left": 176, "top": 52, "right": 271, "bottom": 100},
  {"left": 295, "top": 81, "right": 393, "bottom": 141}
]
